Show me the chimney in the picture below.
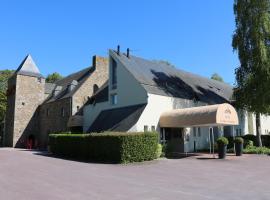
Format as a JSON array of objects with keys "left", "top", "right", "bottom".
[
  {"left": 68, "top": 80, "right": 78, "bottom": 92},
  {"left": 92, "top": 55, "right": 96, "bottom": 68},
  {"left": 117, "top": 45, "right": 120, "bottom": 55},
  {"left": 127, "top": 48, "right": 130, "bottom": 58},
  {"left": 53, "top": 86, "right": 62, "bottom": 97}
]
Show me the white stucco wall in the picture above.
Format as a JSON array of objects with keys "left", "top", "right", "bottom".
[
  {"left": 83, "top": 51, "right": 148, "bottom": 132},
  {"left": 130, "top": 93, "right": 213, "bottom": 152}
]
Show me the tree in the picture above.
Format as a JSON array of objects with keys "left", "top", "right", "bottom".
[
  {"left": 46, "top": 72, "right": 63, "bottom": 83},
  {"left": 211, "top": 73, "right": 224, "bottom": 82},
  {"left": 232, "top": 0, "right": 270, "bottom": 146},
  {"left": 0, "top": 70, "right": 14, "bottom": 122}
]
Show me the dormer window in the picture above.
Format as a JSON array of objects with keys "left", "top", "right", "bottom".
[{"left": 111, "top": 58, "right": 117, "bottom": 89}]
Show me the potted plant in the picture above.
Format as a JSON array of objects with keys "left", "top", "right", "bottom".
[
  {"left": 216, "top": 137, "right": 229, "bottom": 159},
  {"left": 234, "top": 137, "right": 244, "bottom": 156}
]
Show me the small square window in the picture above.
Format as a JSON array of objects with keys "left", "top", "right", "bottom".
[
  {"left": 111, "top": 94, "right": 117, "bottom": 105},
  {"left": 144, "top": 125, "right": 148, "bottom": 132},
  {"left": 151, "top": 126, "right": 155, "bottom": 131},
  {"left": 22, "top": 102, "right": 25, "bottom": 106}
]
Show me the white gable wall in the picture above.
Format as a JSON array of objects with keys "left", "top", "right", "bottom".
[{"left": 83, "top": 51, "right": 147, "bottom": 132}]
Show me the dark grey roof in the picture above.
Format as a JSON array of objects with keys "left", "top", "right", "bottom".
[
  {"left": 45, "top": 66, "right": 95, "bottom": 103},
  {"left": 88, "top": 104, "right": 146, "bottom": 133},
  {"left": 111, "top": 50, "right": 233, "bottom": 104},
  {"left": 16, "top": 55, "right": 43, "bottom": 78}
]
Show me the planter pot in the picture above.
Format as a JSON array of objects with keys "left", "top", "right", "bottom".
[
  {"left": 218, "top": 145, "right": 227, "bottom": 159},
  {"left": 235, "top": 143, "right": 243, "bottom": 156}
]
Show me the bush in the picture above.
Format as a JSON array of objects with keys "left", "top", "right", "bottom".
[
  {"left": 49, "top": 132, "right": 158, "bottom": 163},
  {"left": 243, "top": 146, "right": 270, "bottom": 154},
  {"left": 234, "top": 137, "right": 244, "bottom": 144},
  {"left": 242, "top": 134, "right": 257, "bottom": 146},
  {"left": 156, "top": 144, "right": 162, "bottom": 158},
  {"left": 244, "top": 140, "right": 254, "bottom": 148},
  {"left": 217, "top": 137, "right": 229, "bottom": 146}
]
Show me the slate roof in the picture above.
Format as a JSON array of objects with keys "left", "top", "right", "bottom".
[
  {"left": 110, "top": 50, "right": 233, "bottom": 104},
  {"left": 45, "top": 66, "right": 95, "bottom": 103},
  {"left": 88, "top": 104, "right": 146, "bottom": 132},
  {"left": 15, "top": 55, "right": 43, "bottom": 78}
]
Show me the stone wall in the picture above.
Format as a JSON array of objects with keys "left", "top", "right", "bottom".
[
  {"left": 5, "top": 74, "right": 45, "bottom": 147},
  {"left": 72, "top": 56, "right": 108, "bottom": 115},
  {"left": 39, "top": 98, "right": 71, "bottom": 148}
]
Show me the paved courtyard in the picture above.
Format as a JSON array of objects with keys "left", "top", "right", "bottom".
[{"left": 0, "top": 148, "right": 269, "bottom": 200}]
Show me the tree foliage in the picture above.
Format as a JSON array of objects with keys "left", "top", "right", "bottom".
[
  {"left": 46, "top": 72, "right": 63, "bottom": 83},
  {"left": 0, "top": 70, "right": 14, "bottom": 122},
  {"left": 211, "top": 73, "right": 224, "bottom": 82},
  {"left": 232, "top": 0, "right": 270, "bottom": 146},
  {"left": 232, "top": 0, "right": 270, "bottom": 114}
]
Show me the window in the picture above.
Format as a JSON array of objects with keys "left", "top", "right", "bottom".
[
  {"left": 185, "top": 133, "right": 190, "bottom": 142},
  {"left": 144, "top": 125, "right": 148, "bottom": 132},
  {"left": 46, "top": 108, "right": 50, "bottom": 116},
  {"left": 193, "top": 127, "right": 196, "bottom": 137},
  {"left": 22, "top": 102, "right": 25, "bottom": 106},
  {"left": 93, "top": 84, "right": 99, "bottom": 94},
  {"left": 77, "top": 106, "right": 80, "bottom": 112},
  {"left": 111, "top": 94, "right": 117, "bottom": 105},
  {"left": 198, "top": 127, "right": 201, "bottom": 137},
  {"left": 111, "top": 58, "right": 117, "bottom": 89},
  {"left": 151, "top": 126, "right": 155, "bottom": 131},
  {"left": 37, "top": 77, "right": 42, "bottom": 83},
  {"left": 61, "top": 107, "right": 65, "bottom": 117}
]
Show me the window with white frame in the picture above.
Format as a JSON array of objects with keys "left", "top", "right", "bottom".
[{"left": 111, "top": 94, "right": 117, "bottom": 105}]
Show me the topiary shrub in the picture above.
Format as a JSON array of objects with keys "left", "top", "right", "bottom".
[
  {"left": 217, "top": 137, "right": 229, "bottom": 146},
  {"left": 234, "top": 137, "right": 244, "bottom": 144},
  {"left": 49, "top": 131, "right": 158, "bottom": 163}
]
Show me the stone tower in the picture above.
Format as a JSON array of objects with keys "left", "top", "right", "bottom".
[{"left": 4, "top": 55, "right": 45, "bottom": 147}]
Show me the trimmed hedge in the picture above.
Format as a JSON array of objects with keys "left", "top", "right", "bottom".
[{"left": 49, "top": 132, "right": 158, "bottom": 163}]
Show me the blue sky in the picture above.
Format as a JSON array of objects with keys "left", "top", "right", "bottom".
[{"left": 0, "top": 0, "right": 238, "bottom": 85}]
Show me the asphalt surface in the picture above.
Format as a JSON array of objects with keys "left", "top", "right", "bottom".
[{"left": 0, "top": 148, "right": 269, "bottom": 200}]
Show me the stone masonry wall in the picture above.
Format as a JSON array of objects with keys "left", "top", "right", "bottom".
[
  {"left": 11, "top": 75, "right": 45, "bottom": 147},
  {"left": 72, "top": 56, "right": 108, "bottom": 115},
  {"left": 39, "top": 98, "right": 71, "bottom": 148}
]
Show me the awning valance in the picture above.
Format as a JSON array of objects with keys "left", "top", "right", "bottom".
[
  {"left": 159, "top": 103, "right": 239, "bottom": 128},
  {"left": 67, "top": 115, "right": 83, "bottom": 127}
]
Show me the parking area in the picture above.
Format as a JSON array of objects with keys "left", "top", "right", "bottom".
[{"left": 0, "top": 148, "right": 269, "bottom": 200}]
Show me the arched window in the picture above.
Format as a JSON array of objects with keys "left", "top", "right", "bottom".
[{"left": 93, "top": 84, "right": 99, "bottom": 94}]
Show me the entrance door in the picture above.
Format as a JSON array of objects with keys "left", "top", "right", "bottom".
[{"left": 165, "top": 128, "right": 185, "bottom": 153}]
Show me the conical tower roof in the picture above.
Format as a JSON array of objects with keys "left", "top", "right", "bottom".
[{"left": 15, "top": 55, "right": 43, "bottom": 78}]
